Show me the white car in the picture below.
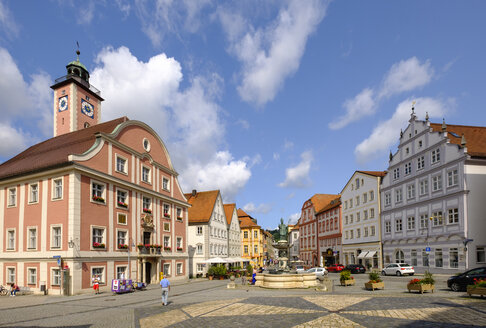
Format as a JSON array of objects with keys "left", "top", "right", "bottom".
[
  {"left": 306, "top": 267, "right": 328, "bottom": 277},
  {"left": 382, "top": 263, "right": 415, "bottom": 276},
  {"left": 295, "top": 265, "right": 305, "bottom": 273}
]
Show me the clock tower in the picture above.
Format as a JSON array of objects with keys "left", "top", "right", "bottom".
[{"left": 51, "top": 50, "right": 104, "bottom": 137}]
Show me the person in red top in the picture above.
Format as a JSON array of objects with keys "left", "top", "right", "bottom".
[
  {"left": 10, "top": 283, "right": 19, "bottom": 296},
  {"left": 92, "top": 276, "right": 100, "bottom": 294}
]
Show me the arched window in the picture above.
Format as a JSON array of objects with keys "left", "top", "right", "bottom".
[{"left": 395, "top": 249, "right": 405, "bottom": 263}]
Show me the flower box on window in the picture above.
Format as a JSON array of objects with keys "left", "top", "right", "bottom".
[
  {"left": 93, "top": 242, "right": 105, "bottom": 249},
  {"left": 143, "top": 208, "right": 152, "bottom": 214},
  {"left": 177, "top": 217, "right": 183, "bottom": 221},
  {"left": 164, "top": 213, "right": 170, "bottom": 218},
  {"left": 117, "top": 201, "right": 128, "bottom": 208},
  {"left": 164, "top": 247, "right": 171, "bottom": 251},
  {"left": 177, "top": 247, "right": 183, "bottom": 251},
  {"left": 118, "top": 244, "right": 128, "bottom": 249},
  {"left": 92, "top": 195, "right": 105, "bottom": 203}
]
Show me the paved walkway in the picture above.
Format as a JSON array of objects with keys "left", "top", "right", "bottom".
[{"left": 0, "top": 276, "right": 485, "bottom": 327}]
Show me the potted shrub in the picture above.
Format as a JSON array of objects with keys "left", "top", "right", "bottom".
[
  {"left": 340, "top": 270, "right": 355, "bottom": 286},
  {"left": 365, "top": 271, "right": 384, "bottom": 291},
  {"left": 217, "top": 265, "right": 228, "bottom": 280},
  {"left": 207, "top": 266, "right": 216, "bottom": 280},
  {"left": 407, "top": 271, "right": 435, "bottom": 294},
  {"left": 467, "top": 278, "right": 486, "bottom": 297}
]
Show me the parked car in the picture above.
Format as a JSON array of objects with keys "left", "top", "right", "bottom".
[
  {"left": 447, "top": 267, "right": 486, "bottom": 292},
  {"left": 326, "top": 264, "right": 345, "bottom": 272},
  {"left": 343, "top": 264, "right": 366, "bottom": 274},
  {"left": 306, "top": 267, "right": 328, "bottom": 277},
  {"left": 295, "top": 265, "right": 305, "bottom": 273},
  {"left": 381, "top": 263, "right": 415, "bottom": 276}
]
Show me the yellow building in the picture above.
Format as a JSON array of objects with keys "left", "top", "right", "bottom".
[{"left": 238, "top": 209, "right": 264, "bottom": 267}]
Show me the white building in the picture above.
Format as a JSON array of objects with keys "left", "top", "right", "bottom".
[
  {"left": 381, "top": 110, "right": 486, "bottom": 273},
  {"left": 185, "top": 190, "right": 228, "bottom": 277},
  {"left": 224, "top": 203, "right": 242, "bottom": 259},
  {"left": 341, "top": 171, "right": 386, "bottom": 269},
  {"left": 288, "top": 224, "right": 300, "bottom": 263}
]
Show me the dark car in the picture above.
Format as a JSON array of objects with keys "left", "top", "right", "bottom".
[
  {"left": 447, "top": 267, "right": 486, "bottom": 291},
  {"left": 327, "top": 264, "right": 345, "bottom": 273},
  {"left": 343, "top": 264, "right": 366, "bottom": 274}
]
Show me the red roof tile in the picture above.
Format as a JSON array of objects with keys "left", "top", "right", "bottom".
[
  {"left": 184, "top": 190, "right": 220, "bottom": 224},
  {"left": 0, "top": 117, "right": 128, "bottom": 180},
  {"left": 223, "top": 203, "right": 236, "bottom": 225},
  {"left": 430, "top": 122, "right": 486, "bottom": 158}
]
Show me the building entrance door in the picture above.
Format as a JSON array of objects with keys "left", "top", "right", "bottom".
[{"left": 145, "top": 262, "right": 152, "bottom": 284}]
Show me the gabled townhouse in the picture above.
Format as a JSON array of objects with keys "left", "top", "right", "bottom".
[
  {"left": 299, "top": 194, "right": 339, "bottom": 268},
  {"left": 341, "top": 171, "right": 386, "bottom": 270},
  {"left": 238, "top": 209, "right": 263, "bottom": 267},
  {"left": 223, "top": 203, "right": 242, "bottom": 259},
  {"left": 288, "top": 224, "right": 300, "bottom": 264},
  {"left": 316, "top": 195, "right": 342, "bottom": 267},
  {"left": 381, "top": 109, "right": 486, "bottom": 273},
  {"left": 185, "top": 190, "right": 228, "bottom": 277},
  {"left": 0, "top": 54, "right": 189, "bottom": 294}
]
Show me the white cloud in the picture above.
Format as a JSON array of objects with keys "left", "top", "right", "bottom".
[
  {"left": 236, "top": 119, "right": 250, "bottom": 129},
  {"left": 219, "top": 0, "right": 328, "bottom": 106},
  {"left": 288, "top": 212, "right": 300, "bottom": 225},
  {"left": 0, "top": 48, "right": 52, "bottom": 158},
  {"left": 329, "top": 88, "right": 375, "bottom": 130},
  {"left": 77, "top": 1, "right": 95, "bottom": 25},
  {"left": 90, "top": 46, "right": 251, "bottom": 200},
  {"left": 278, "top": 150, "right": 313, "bottom": 188},
  {"left": 378, "top": 57, "right": 434, "bottom": 99},
  {"left": 0, "top": 1, "right": 20, "bottom": 39},
  {"left": 354, "top": 97, "right": 454, "bottom": 164},
  {"left": 243, "top": 202, "right": 272, "bottom": 214},
  {"left": 284, "top": 140, "right": 294, "bottom": 150},
  {"left": 134, "top": 0, "right": 212, "bottom": 47},
  {"left": 330, "top": 57, "right": 435, "bottom": 130}
]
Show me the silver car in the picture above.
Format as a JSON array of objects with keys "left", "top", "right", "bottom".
[
  {"left": 295, "top": 265, "right": 305, "bottom": 273},
  {"left": 382, "top": 263, "right": 415, "bottom": 276},
  {"left": 306, "top": 267, "right": 328, "bottom": 277}
]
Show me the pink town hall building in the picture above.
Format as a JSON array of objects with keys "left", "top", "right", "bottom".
[{"left": 0, "top": 53, "right": 189, "bottom": 294}]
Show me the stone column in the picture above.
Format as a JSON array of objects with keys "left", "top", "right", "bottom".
[{"left": 142, "top": 258, "right": 147, "bottom": 283}]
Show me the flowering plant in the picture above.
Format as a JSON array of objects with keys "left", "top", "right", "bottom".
[
  {"left": 118, "top": 244, "right": 128, "bottom": 249},
  {"left": 164, "top": 213, "right": 170, "bottom": 218},
  {"left": 177, "top": 247, "right": 183, "bottom": 250},
  {"left": 339, "top": 270, "right": 353, "bottom": 282},
  {"left": 164, "top": 246, "right": 171, "bottom": 250},
  {"left": 367, "top": 271, "right": 382, "bottom": 283},
  {"left": 143, "top": 208, "right": 152, "bottom": 214},
  {"left": 408, "top": 278, "right": 422, "bottom": 285},
  {"left": 469, "top": 278, "right": 486, "bottom": 288},
  {"left": 137, "top": 244, "right": 145, "bottom": 248},
  {"left": 93, "top": 242, "right": 105, "bottom": 248},
  {"left": 92, "top": 195, "right": 105, "bottom": 202},
  {"left": 117, "top": 201, "right": 128, "bottom": 208},
  {"left": 408, "top": 271, "right": 435, "bottom": 285}
]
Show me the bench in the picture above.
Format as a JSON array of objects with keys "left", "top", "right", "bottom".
[{"left": 17, "top": 287, "right": 33, "bottom": 295}]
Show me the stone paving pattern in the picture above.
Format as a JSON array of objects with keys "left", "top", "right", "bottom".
[{"left": 138, "top": 295, "right": 486, "bottom": 328}]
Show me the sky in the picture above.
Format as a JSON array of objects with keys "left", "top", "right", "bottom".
[{"left": 1, "top": 0, "right": 485, "bottom": 230}]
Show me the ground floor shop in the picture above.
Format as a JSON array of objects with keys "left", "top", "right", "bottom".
[
  {"left": 342, "top": 242, "right": 382, "bottom": 270},
  {"left": 382, "top": 236, "right": 477, "bottom": 274},
  {"left": 0, "top": 254, "right": 188, "bottom": 295}
]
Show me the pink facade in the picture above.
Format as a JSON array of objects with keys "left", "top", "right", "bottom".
[
  {"left": 316, "top": 199, "right": 342, "bottom": 267},
  {"left": 299, "top": 200, "right": 317, "bottom": 268},
  {"left": 0, "top": 57, "right": 189, "bottom": 295}
]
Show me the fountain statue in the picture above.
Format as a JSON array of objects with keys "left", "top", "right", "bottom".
[{"left": 273, "top": 218, "right": 290, "bottom": 270}]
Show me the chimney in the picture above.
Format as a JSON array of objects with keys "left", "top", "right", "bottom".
[{"left": 192, "top": 189, "right": 197, "bottom": 197}]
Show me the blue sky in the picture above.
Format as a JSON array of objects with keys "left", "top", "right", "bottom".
[{"left": 1, "top": 0, "right": 485, "bottom": 229}]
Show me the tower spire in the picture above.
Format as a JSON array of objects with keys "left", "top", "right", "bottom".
[{"left": 442, "top": 118, "right": 447, "bottom": 132}]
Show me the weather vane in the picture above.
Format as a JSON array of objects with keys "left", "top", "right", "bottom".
[{"left": 76, "top": 41, "right": 80, "bottom": 59}]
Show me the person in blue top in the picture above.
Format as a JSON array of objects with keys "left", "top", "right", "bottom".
[{"left": 159, "top": 275, "right": 170, "bottom": 306}]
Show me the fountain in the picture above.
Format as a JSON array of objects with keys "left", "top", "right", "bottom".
[{"left": 254, "top": 218, "right": 317, "bottom": 289}]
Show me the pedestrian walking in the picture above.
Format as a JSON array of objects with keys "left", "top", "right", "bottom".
[
  {"left": 160, "top": 275, "right": 170, "bottom": 306},
  {"left": 92, "top": 275, "right": 100, "bottom": 294}
]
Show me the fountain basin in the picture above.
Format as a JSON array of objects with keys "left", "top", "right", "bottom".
[{"left": 255, "top": 273, "right": 317, "bottom": 289}]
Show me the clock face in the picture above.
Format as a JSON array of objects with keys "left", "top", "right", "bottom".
[
  {"left": 81, "top": 99, "right": 94, "bottom": 118},
  {"left": 58, "top": 96, "right": 68, "bottom": 112}
]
